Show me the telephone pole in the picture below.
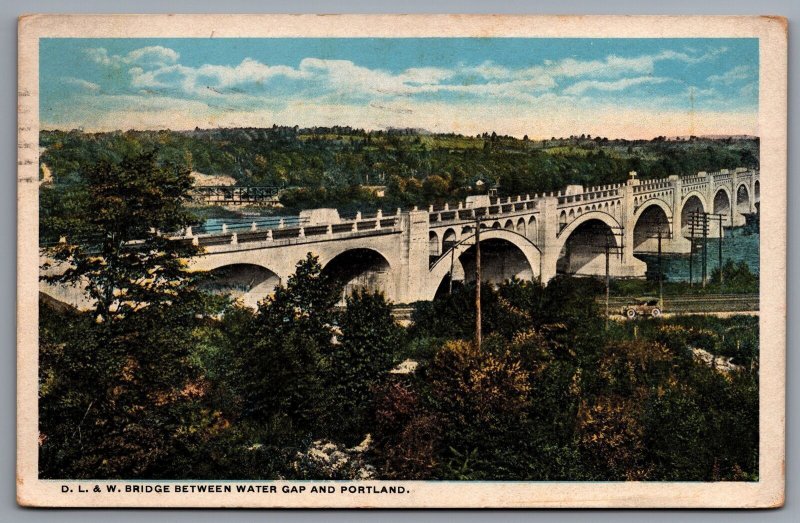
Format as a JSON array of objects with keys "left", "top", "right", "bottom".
[
  {"left": 448, "top": 247, "right": 455, "bottom": 295},
  {"left": 657, "top": 230, "right": 664, "bottom": 307},
  {"left": 702, "top": 212, "right": 708, "bottom": 288},
  {"left": 604, "top": 235, "right": 611, "bottom": 330},
  {"left": 475, "top": 215, "right": 482, "bottom": 350},
  {"left": 587, "top": 225, "right": 623, "bottom": 329},
  {"left": 718, "top": 214, "right": 724, "bottom": 286},
  {"left": 688, "top": 214, "right": 695, "bottom": 287},
  {"left": 710, "top": 213, "right": 725, "bottom": 286}
]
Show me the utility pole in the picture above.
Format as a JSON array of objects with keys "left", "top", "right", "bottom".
[
  {"left": 604, "top": 234, "right": 611, "bottom": 330},
  {"left": 657, "top": 230, "right": 664, "bottom": 308},
  {"left": 475, "top": 215, "right": 482, "bottom": 350},
  {"left": 702, "top": 212, "right": 708, "bottom": 288},
  {"left": 689, "top": 215, "right": 695, "bottom": 287},
  {"left": 589, "top": 225, "right": 623, "bottom": 330},
  {"left": 710, "top": 213, "right": 725, "bottom": 286}
]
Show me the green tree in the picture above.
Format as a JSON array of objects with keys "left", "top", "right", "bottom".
[
  {"left": 237, "top": 254, "right": 340, "bottom": 430},
  {"left": 326, "top": 290, "right": 404, "bottom": 441},
  {"left": 41, "top": 149, "right": 197, "bottom": 321},
  {"left": 38, "top": 145, "right": 222, "bottom": 479}
]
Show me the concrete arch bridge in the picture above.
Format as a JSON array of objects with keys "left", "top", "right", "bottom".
[{"left": 179, "top": 167, "right": 758, "bottom": 306}]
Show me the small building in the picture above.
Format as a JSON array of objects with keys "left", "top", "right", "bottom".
[{"left": 361, "top": 185, "right": 386, "bottom": 198}]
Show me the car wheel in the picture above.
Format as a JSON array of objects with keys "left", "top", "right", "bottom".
[
  {"left": 626, "top": 309, "right": 636, "bottom": 319},
  {"left": 651, "top": 308, "right": 661, "bottom": 317}
]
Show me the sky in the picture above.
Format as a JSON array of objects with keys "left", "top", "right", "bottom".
[{"left": 39, "top": 38, "right": 759, "bottom": 139}]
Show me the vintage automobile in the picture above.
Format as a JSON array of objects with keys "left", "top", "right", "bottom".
[{"left": 622, "top": 297, "right": 662, "bottom": 319}]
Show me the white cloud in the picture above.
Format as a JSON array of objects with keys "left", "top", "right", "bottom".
[
  {"left": 739, "top": 82, "right": 757, "bottom": 97},
  {"left": 707, "top": 65, "right": 753, "bottom": 85},
  {"left": 62, "top": 77, "right": 100, "bottom": 92},
  {"left": 128, "top": 59, "right": 308, "bottom": 96},
  {"left": 52, "top": 44, "right": 753, "bottom": 138},
  {"left": 85, "top": 46, "right": 180, "bottom": 68},
  {"left": 564, "top": 76, "right": 671, "bottom": 96}
]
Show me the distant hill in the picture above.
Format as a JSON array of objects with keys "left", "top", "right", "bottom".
[{"left": 39, "top": 127, "right": 759, "bottom": 214}]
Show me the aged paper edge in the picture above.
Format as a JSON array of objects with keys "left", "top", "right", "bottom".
[{"left": 16, "top": 14, "right": 787, "bottom": 508}]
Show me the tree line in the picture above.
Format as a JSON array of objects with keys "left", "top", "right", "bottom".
[{"left": 40, "top": 128, "right": 759, "bottom": 215}]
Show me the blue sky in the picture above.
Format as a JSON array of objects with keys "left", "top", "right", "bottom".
[{"left": 39, "top": 38, "right": 758, "bottom": 138}]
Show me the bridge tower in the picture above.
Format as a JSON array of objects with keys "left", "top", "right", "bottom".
[
  {"left": 399, "top": 209, "right": 433, "bottom": 303},
  {"left": 537, "top": 195, "right": 561, "bottom": 282}
]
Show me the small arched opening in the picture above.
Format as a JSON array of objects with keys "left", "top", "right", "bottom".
[
  {"left": 736, "top": 184, "right": 751, "bottom": 214},
  {"left": 442, "top": 228, "right": 458, "bottom": 253}
]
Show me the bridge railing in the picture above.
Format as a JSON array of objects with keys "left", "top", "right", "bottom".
[
  {"left": 187, "top": 213, "right": 401, "bottom": 248},
  {"left": 557, "top": 188, "right": 621, "bottom": 207},
  {"left": 430, "top": 198, "right": 540, "bottom": 225},
  {"left": 633, "top": 180, "right": 673, "bottom": 193}
]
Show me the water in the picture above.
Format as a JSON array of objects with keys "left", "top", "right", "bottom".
[{"left": 635, "top": 225, "right": 759, "bottom": 283}]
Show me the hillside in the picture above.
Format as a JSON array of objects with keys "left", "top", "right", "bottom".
[{"left": 39, "top": 127, "right": 759, "bottom": 213}]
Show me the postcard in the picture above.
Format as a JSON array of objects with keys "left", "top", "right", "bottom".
[{"left": 17, "top": 14, "right": 786, "bottom": 508}]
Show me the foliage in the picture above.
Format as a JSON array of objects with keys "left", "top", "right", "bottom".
[
  {"left": 236, "top": 254, "right": 340, "bottom": 429},
  {"left": 325, "top": 290, "right": 404, "bottom": 442},
  {"left": 371, "top": 381, "right": 442, "bottom": 479},
  {"left": 709, "top": 260, "right": 759, "bottom": 292},
  {"left": 40, "top": 148, "right": 198, "bottom": 321},
  {"left": 39, "top": 291, "right": 224, "bottom": 479},
  {"left": 40, "top": 128, "right": 760, "bottom": 215},
  {"left": 611, "top": 259, "right": 759, "bottom": 296}
]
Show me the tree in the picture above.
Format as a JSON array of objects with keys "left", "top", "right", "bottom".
[
  {"left": 237, "top": 254, "right": 341, "bottom": 429},
  {"left": 41, "top": 148, "right": 198, "bottom": 322},
  {"left": 38, "top": 145, "right": 224, "bottom": 479},
  {"left": 326, "top": 290, "right": 404, "bottom": 441}
]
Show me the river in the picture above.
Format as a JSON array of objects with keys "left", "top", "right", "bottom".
[{"left": 635, "top": 224, "right": 759, "bottom": 283}]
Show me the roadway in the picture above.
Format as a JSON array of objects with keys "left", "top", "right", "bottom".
[{"left": 390, "top": 293, "right": 759, "bottom": 323}]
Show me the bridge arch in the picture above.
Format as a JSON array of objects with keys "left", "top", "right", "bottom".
[
  {"left": 554, "top": 212, "right": 623, "bottom": 275},
  {"left": 424, "top": 229, "right": 541, "bottom": 301},
  {"left": 504, "top": 219, "right": 515, "bottom": 230},
  {"left": 197, "top": 263, "right": 281, "bottom": 310},
  {"left": 634, "top": 197, "right": 673, "bottom": 221},
  {"left": 754, "top": 180, "right": 760, "bottom": 201},
  {"left": 736, "top": 183, "right": 751, "bottom": 213},
  {"left": 322, "top": 248, "right": 394, "bottom": 301},
  {"left": 556, "top": 210, "right": 623, "bottom": 242},
  {"left": 713, "top": 187, "right": 731, "bottom": 216},
  {"left": 633, "top": 201, "right": 671, "bottom": 252},
  {"left": 681, "top": 193, "right": 707, "bottom": 237}
]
